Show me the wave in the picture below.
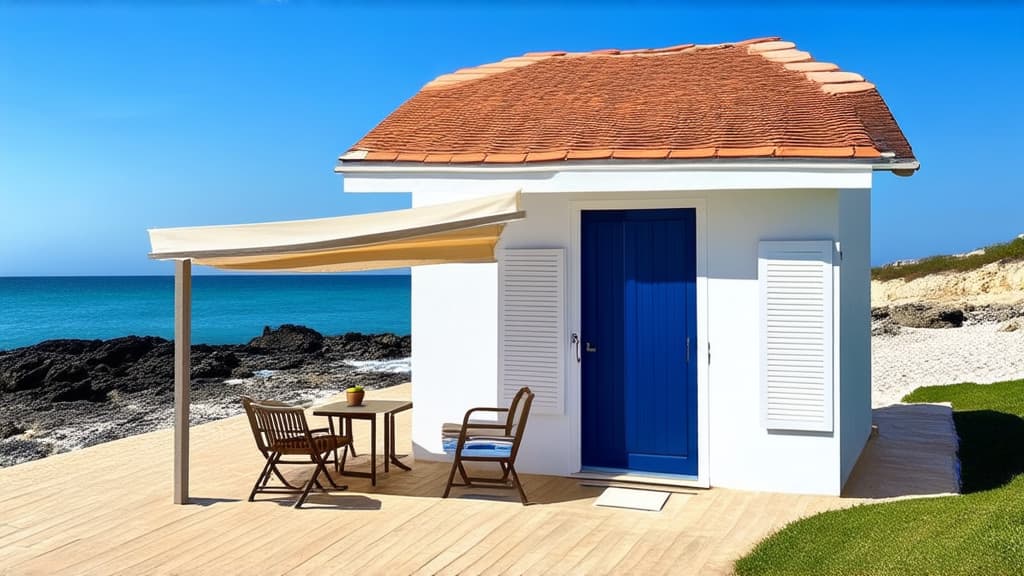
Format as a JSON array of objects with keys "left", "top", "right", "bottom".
[{"left": 344, "top": 358, "right": 411, "bottom": 374}]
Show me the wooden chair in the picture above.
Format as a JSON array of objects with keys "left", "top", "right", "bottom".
[
  {"left": 243, "top": 398, "right": 350, "bottom": 508},
  {"left": 442, "top": 387, "right": 535, "bottom": 505}
]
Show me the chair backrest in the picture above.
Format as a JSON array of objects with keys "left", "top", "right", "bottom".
[
  {"left": 241, "top": 396, "right": 293, "bottom": 455},
  {"left": 248, "top": 401, "right": 314, "bottom": 452},
  {"left": 503, "top": 386, "right": 532, "bottom": 435},
  {"left": 506, "top": 387, "right": 535, "bottom": 461},
  {"left": 240, "top": 396, "right": 269, "bottom": 455}
]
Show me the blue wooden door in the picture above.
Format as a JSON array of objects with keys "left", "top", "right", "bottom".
[{"left": 581, "top": 209, "right": 697, "bottom": 476}]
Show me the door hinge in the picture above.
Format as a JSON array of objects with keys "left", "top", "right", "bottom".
[{"left": 707, "top": 342, "right": 712, "bottom": 365}]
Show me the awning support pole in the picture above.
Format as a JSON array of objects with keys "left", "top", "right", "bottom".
[{"left": 174, "top": 259, "right": 192, "bottom": 504}]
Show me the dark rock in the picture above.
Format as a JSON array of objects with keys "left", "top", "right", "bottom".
[
  {"left": 248, "top": 324, "right": 324, "bottom": 354},
  {"left": 88, "top": 336, "right": 166, "bottom": 368},
  {"left": 52, "top": 381, "right": 109, "bottom": 403},
  {"left": 327, "top": 332, "right": 411, "bottom": 360},
  {"left": 0, "top": 421, "right": 24, "bottom": 439},
  {"left": 965, "top": 304, "right": 1024, "bottom": 325},
  {"left": 872, "top": 320, "right": 901, "bottom": 337},
  {"left": 889, "top": 304, "right": 965, "bottom": 328},
  {"left": 47, "top": 363, "right": 90, "bottom": 384},
  {"left": 1, "top": 357, "right": 52, "bottom": 391},
  {"left": 0, "top": 437, "right": 52, "bottom": 467},
  {"left": 0, "top": 326, "right": 410, "bottom": 468},
  {"left": 191, "top": 351, "right": 241, "bottom": 379},
  {"left": 231, "top": 366, "right": 255, "bottom": 378}
]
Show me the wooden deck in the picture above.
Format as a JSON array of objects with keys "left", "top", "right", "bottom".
[{"left": 0, "top": 384, "right": 957, "bottom": 575}]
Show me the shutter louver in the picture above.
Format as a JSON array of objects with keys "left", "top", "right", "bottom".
[
  {"left": 499, "top": 249, "right": 565, "bottom": 414},
  {"left": 759, "top": 241, "right": 834, "bottom": 432}
]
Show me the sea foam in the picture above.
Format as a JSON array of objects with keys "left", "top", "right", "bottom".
[{"left": 344, "top": 358, "right": 411, "bottom": 374}]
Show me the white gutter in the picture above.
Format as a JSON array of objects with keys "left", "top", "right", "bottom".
[{"left": 335, "top": 158, "right": 918, "bottom": 175}]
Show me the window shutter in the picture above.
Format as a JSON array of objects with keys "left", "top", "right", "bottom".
[
  {"left": 499, "top": 249, "right": 565, "bottom": 414},
  {"left": 759, "top": 240, "right": 834, "bottom": 432}
]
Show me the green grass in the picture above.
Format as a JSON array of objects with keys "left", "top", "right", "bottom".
[
  {"left": 871, "top": 235, "right": 1024, "bottom": 282},
  {"left": 734, "top": 379, "right": 1024, "bottom": 576}
]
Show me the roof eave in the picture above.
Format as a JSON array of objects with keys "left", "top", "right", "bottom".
[{"left": 335, "top": 157, "right": 918, "bottom": 175}]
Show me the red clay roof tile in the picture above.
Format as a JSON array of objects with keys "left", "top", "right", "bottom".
[
  {"left": 716, "top": 146, "right": 777, "bottom": 158},
  {"left": 566, "top": 149, "right": 614, "bottom": 160},
  {"left": 612, "top": 149, "right": 670, "bottom": 160},
  {"left": 448, "top": 152, "right": 487, "bottom": 163},
  {"left": 363, "top": 151, "right": 398, "bottom": 161},
  {"left": 482, "top": 153, "right": 527, "bottom": 163},
  {"left": 345, "top": 37, "right": 915, "bottom": 167},
  {"left": 776, "top": 146, "right": 856, "bottom": 158},
  {"left": 524, "top": 150, "right": 568, "bottom": 162},
  {"left": 668, "top": 148, "right": 717, "bottom": 159}
]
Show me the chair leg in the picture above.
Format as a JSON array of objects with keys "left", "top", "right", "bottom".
[
  {"left": 249, "top": 457, "right": 276, "bottom": 502},
  {"left": 508, "top": 463, "right": 528, "bottom": 505},
  {"left": 339, "top": 443, "right": 349, "bottom": 473},
  {"left": 316, "top": 453, "right": 345, "bottom": 490},
  {"left": 294, "top": 463, "right": 325, "bottom": 509},
  {"left": 457, "top": 461, "right": 471, "bottom": 485},
  {"left": 443, "top": 456, "right": 461, "bottom": 498}
]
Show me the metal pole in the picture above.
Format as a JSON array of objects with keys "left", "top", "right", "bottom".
[{"left": 174, "top": 259, "right": 192, "bottom": 504}]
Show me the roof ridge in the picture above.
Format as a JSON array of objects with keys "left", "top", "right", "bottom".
[
  {"left": 745, "top": 38, "right": 876, "bottom": 95},
  {"left": 423, "top": 37, "right": 878, "bottom": 96},
  {"left": 421, "top": 37, "right": 785, "bottom": 92}
]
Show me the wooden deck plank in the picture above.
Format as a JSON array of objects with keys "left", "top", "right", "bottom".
[{"left": 0, "top": 382, "right": 955, "bottom": 576}]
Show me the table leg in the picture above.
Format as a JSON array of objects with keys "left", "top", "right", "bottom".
[
  {"left": 345, "top": 417, "right": 357, "bottom": 457},
  {"left": 327, "top": 416, "right": 339, "bottom": 473},
  {"left": 384, "top": 412, "right": 391, "bottom": 474},
  {"left": 370, "top": 417, "right": 377, "bottom": 486},
  {"left": 389, "top": 410, "right": 412, "bottom": 471}
]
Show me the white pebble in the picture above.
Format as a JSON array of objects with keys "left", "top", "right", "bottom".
[{"left": 872, "top": 323, "right": 1024, "bottom": 406}]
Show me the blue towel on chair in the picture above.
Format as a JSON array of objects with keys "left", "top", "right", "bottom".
[{"left": 442, "top": 436, "right": 513, "bottom": 458}]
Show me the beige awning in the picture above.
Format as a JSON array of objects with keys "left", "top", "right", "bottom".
[{"left": 147, "top": 191, "right": 524, "bottom": 272}]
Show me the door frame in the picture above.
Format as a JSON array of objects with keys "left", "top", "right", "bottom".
[{"left": 568, "top": 195, "right": 710, "bottom": 487}]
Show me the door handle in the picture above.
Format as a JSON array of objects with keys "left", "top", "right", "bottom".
[
  {"left": 585, "top": 342, "right": 598, "bottom": 353},
  {"left": 571, "top": 333, "right": 581, "bottom": 363}
]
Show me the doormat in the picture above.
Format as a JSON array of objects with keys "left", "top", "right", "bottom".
[{"left": 594, "top": 487, "right": 670, "bottom": 512}]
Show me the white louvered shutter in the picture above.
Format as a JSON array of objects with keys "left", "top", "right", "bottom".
[
  {"left": 759, "top": 240, "right": 835, "bottom": 432},
  {"left": 498, "top": 249, "right": 565, "bottom": 414}
]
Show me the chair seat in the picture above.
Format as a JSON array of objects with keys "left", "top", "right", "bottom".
[
  {"left": 442, "top": 421, "right": 506, "bottom": 435},
  {"left": 442, "top": 436, "right": 514, "bottom": 458},
  {"left": 271, "top": 434, "right": 348, "bottom": 455}
]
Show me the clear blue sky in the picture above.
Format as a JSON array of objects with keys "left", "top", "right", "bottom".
[{"left": 1, "top": 3, "right": 1021, "bottom": 275}]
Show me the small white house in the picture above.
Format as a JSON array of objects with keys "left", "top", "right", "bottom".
[{"left": 336, "top": 38, "right": 917, "bottom": 495}]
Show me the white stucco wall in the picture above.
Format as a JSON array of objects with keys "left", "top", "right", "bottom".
[
  {"left": 838, "top": 189, "right": 873, "bottom": 487},
  {"left": 351, "top": 167, "right": 874, "bottom": 495}
]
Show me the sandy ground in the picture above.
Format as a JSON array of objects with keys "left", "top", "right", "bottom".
[{"left": 872, "top": 322, "right": 1024, "bottom": 406}]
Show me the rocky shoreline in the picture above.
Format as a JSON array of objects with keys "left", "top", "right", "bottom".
[
  {"left": 871, "top": 301, "right": 1024, "bottom": 335},
  {"left": 871, "top": 302, "right": 1024, "bottom": 406},
  {"left": 0, "top": 325, "right": 410, "bottom": 467}
]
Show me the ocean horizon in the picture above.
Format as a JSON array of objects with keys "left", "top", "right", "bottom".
[{"left": 0, "top": 275, "right": 411, "bottom": 351}]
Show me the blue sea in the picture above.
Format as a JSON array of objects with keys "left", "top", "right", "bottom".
[{"left": 0, "top": 275, "right": 410, "bottom": 351}]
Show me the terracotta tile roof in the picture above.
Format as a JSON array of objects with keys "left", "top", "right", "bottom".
[{"left": 341, "top": 38, "right": 916, "bottom": 169}]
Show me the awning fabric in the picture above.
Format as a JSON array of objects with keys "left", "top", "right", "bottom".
[{"left": 147, "top": 191, "right": 524, "bottom": 272}]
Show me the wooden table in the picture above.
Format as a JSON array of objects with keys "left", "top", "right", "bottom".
[{"left": 313, "top": 399, "right": 412, "bottom": 486}]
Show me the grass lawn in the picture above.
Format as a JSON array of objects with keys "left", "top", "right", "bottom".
[
  {"left": 734, "top": 379, "right": 1024, "bottom": 576},
  {"left": 871, "top": 235, "right": 1024, "bottom": 281}
]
